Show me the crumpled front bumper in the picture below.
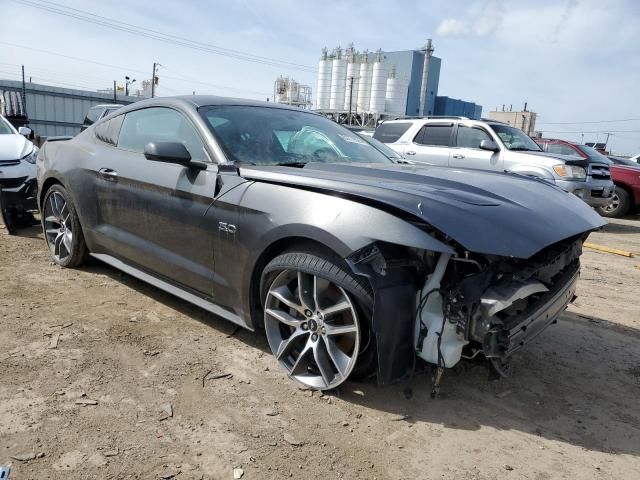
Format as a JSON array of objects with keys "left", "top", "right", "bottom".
[
  {"left": 0, "top": 173, "right": 38, "bottom": 233},
  {"left": 482, "top": 262, "right": 580, "bottom": 360}
]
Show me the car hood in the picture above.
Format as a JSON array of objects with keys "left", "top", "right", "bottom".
[
  {"left": 0, "top": 134, "right": 34, "bottom": 161},
  {"left": 239, "top": 162, "right": 605, "bottom": 259},
  {"left": 507, "top": 150, "right": 593, "bottom": 166}
]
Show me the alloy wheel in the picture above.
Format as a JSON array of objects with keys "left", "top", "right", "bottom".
[
  {"left": 264, "top": 269, "right": 360, "bottom": 389},
  {"left": 603, "top": 192, "right": 620, "bottom": 213},
  {"left": 44, "top": 191, "right": 73, "bottom": 262}
]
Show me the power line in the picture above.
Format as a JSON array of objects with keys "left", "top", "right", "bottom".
[
  {"left": 538, "top": 118, "right": 640, "bottom": 125},
  {"left": 0, "top": 42, "right": 272, "bottom": 96},
  {"left": 0, "top": 69, "right": 102, "bottom": 91},
  {"left": 10, "top": 0, "right": 316, "bottom": 73},
  {"left": 541, "top": 129, "right": 640, "bottom": 134}
]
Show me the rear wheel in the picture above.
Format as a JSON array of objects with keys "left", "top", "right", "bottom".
[
  {"left": 42, "top": 185, "right": 88, "bottom": 267},
  {"left": 261, "top": 251, "right": 376, "bottom": 390},
  {"left": 598, "top": 187, "right": 630, "bottom": 218}
]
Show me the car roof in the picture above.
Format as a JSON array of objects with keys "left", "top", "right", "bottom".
[
  {"left": 109, "top": 95, "right": 315, "bottom": 117},
  {"left": 536, "top": 138, "right": 578, "bottom": 145}
]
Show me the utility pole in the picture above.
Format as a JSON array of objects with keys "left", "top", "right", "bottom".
[
  {"left": 113, "top": 80, "right": 117, "bottom": 103},
  {"left": 21, "top": 65, "right": 27, "bottom": 118},
  {"left": 151, "top": 62, "right": 157, "bottom": 98},
  {"left": 347, "top": 76, "right": 354, "bottom": 125},
  {"left": 603, "top": 133, "right": 614, "bottom": 153}
]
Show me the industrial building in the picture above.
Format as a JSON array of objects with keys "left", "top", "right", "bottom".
[
  {"left": 313, "top": 40, "right": 482, "bottom": 126},
  {"left": 487, "top": 105, "right": 537, "bottom": 135},
  {"left": 273, "top": 76, "right": 312, "bottom": 109},
  {"left": 434, "top": 96, "right": 482, "bottom": 120},
  {"left": 0, "top": 79, "right": 137, "bottom": 138}
]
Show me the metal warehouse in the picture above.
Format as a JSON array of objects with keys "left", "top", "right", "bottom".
[{"left": 0, "top": 79, "right": 137, "bottom": 138}]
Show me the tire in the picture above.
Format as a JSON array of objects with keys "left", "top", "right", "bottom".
[
  {"left": 42, "top": 184, "right": 88, "bottom": 267},
  {"left": 597, "top": 187, "right": 630, "bottom": 218},
  {"left": 261, "top": 250, "right": 377, "bottom": 389}
]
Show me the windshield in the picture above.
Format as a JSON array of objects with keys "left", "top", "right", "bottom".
[
  {"left": 357, "top": 133, "right": 403, "bottom": 160},
  {"left": 489, "top": 124, "right": 541, "bottom": 152},
  {"left": 0, "top": 116, "right": 15, "bottom": 135},
  {"left": 199, "top": 106, "right": 392, "bottom": 166},
  {"left": 609, "top": 156, "right": 639, "bottom": 167},
  {"left": 578, "top": 145, "right": 611, "bottom": 164}
]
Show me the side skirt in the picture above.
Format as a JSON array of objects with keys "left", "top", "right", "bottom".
[{"left": 90, "top": 253, "right": 253, "bottom": 331}]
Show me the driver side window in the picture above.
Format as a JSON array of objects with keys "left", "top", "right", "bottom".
[
  {"left": 117, "top": 107, "right": 206, "bottom": 162},
  {"left": 456, "top": 126, "right": 492, "bottom": 149}
]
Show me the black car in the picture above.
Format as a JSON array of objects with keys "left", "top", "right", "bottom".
[{"left": 36, "top": 96, "right": 604, "bottom": 391}]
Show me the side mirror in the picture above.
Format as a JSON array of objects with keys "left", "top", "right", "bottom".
[
  {"left": 144, "top": 141, "right": 194, "bottom": 166},
  {"left": 479, "top": 139, "right": 500, "bottom": 152},
  {"left": 18, "top": 126, "right": 32, "bottom": 137}
]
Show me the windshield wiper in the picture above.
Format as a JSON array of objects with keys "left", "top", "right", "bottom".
[
  {"left": 274, "top": 161, "right": 308, "bottom": 168},
  {"left": 509, "top": 147, "right": 540, "bottom": 152}
]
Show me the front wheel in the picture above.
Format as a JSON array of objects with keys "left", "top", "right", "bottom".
[
  {"left": 261, "top": 251, "right": 376, "bottom": 390},
  {"left": 597, "top": 187, "right": 630, "bottom": 218},
  {"left": 42, "top": 184, "right": 88, "bottom": 267}
]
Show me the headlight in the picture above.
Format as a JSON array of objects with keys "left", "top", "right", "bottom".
[
  {"left": 22, "top": 146, "right": 39, "bottom": 164},
  {"left": 553, "top": 164, "right": 586, "bottom": 180}
]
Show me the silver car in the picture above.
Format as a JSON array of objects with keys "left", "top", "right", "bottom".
[{"left": 374, "top": 117, "right": 614, "bottom": 207}]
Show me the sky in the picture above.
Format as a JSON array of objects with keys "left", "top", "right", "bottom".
[{"left": 1, "top": 0, "right": 639, "bottom": 154}]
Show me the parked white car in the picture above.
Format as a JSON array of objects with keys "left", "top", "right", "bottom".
[{"left": 0, "top": 115, "right": 38, "bottom": 233}]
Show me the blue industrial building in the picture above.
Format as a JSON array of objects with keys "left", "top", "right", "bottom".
[
  {"left": 434, "top": 96, "right": 482, "bottom": 119},
  {"left": 375, "top": 49, "right": 481, "bottom": 118},
  {"left": 377, "top": 50, "right": 442, "bottom": 116}
]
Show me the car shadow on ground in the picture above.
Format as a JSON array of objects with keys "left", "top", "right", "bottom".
[
  {"left": 18, "top": 237, "right": 638, "bottom": 460},
  {"left": 603, "top": 218, "right": 640, "bottom": 234}
]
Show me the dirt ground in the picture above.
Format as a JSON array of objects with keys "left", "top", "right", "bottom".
[{"left": 1, "top": 214, "right": 640, "bottom": 480}]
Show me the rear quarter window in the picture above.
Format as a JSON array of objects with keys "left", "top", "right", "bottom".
[
  {"left": 94, "top": 115, "right": 124, "bottom": 146},
  {"left": 373, "top": 122, "right": 412, "bottom": 143},
  {"left": 84, "top": 107, "right": 103, "bottom": 126}
]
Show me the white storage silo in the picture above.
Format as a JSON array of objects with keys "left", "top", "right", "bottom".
[
  {"left": 369, "top": 50, "right": 387, "bottom": 114},
  {"left": 329, "top": 47, "right": 347, "bottom": 110},
  {"left": 316, "top": 48, "right": 332, "bottom": 110},
  {"left": 356, "top": 53, "right": 372, "bottom": 113},
  {"left": 385, "top": 67, "right": 409, "bottom": 115}
]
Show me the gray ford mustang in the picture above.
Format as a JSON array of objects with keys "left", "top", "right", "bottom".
[{"left": 37, "top": 96, "right": 604, "bottom": 391}]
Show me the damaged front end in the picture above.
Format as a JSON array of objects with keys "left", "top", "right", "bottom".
[
  {"left": 0, "top": 177, "right": 38, "bottom": 234},
  {"left": 350, "top": 234, "right": 586, "bottom": 388},
  {"left": 415, "top": 236, "right": 583, "bottom": 378}
]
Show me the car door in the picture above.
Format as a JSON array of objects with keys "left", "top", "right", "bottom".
[
  {"left": 97, "top": 106, "right": 219, "bottom": 295},
  {"left": 404, "top": 123, "right": 453, "bottom": 166},
  {"left": 449, "top": 124, "right": 502, "bottom": 171}
]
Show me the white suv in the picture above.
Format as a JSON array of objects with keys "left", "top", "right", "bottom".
[{"left": 374, "top": 117, "right": 614, "bottom": 208}]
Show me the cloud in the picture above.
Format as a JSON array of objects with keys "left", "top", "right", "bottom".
[{"left": 436, "top": 1, "right": 504, "bottom": 37}]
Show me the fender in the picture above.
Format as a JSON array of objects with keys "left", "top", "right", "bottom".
[{"left": 208, "top": 179, "right": 453, "bottom": 334}]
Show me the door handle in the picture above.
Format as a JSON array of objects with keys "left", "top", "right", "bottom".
[
  {"left": 98, "top": 168, "right": 118, "bottom": 181},
  {"left": 405, "top": 151, "right": 416, "bottom": 156},
  {"left": 452, "top": 154, "right": 465, "bottom": 159}
]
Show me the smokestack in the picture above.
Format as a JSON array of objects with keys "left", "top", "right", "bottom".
[
  {"left": 418, "top": 39, "right": 434, "bottom": 116},
  {"left": 524, "top": 102, "right": 528, "bottom": 112}
]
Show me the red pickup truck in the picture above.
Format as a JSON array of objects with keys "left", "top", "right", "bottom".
[
  {"left": 535, "top": 138, "right": 639, "bottom": 218},
  {"left": 604, "top": 156, "right": 640, "bottom": 217}
]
